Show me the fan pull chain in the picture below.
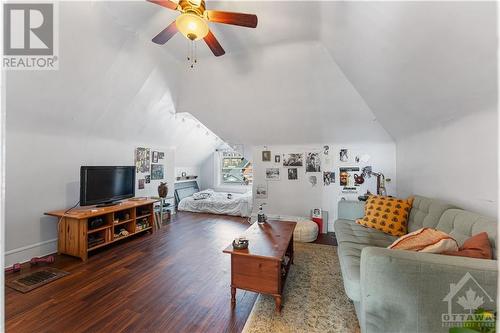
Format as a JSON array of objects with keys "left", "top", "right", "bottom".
[{"left": 186, "top": 40, "right": 198, "bottom": 69}]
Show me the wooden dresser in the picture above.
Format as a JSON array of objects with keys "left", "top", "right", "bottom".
[{"left": 45, "top": 199, "right": 157, "bottom": 261}]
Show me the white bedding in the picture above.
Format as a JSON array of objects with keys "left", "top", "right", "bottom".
[{"left": 178, "top": 190, "right": 253, "bottom": 217}]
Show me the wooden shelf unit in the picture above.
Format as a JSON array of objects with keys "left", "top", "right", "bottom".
[{"left": 45, "top": 199, "right": 157, "bottom": 261}]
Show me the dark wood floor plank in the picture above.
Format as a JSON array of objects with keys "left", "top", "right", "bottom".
[{"left": 5, "top": 212, "right": 336, "bottom": 333}]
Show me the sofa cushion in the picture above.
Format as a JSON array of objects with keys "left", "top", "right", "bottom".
[
  {"left": 337, "top": 242, "right": 367, "bottom": 302},
  {"left": 335, "top": 219, "right": 398, "bottom": 247},
  {"left": 335, "top": 219, "right": 398, "bottom": 302},
  {"left": 407, "top": 195, "right": 455, "bottom": 232},
  {"left": 435, "top": 209, "right": 497, "bottom": 258}
]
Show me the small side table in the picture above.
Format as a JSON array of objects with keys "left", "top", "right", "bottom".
[{"left": 155, "top": 196, "right": 175, "bottom": 227}]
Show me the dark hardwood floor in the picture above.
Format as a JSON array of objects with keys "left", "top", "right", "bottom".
[{"left": 5, "top": 212, "right": 336, "bottom": 333}]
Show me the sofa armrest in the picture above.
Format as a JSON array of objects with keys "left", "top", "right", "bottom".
[{"left": 360, "top": 247, "right": 497, "bottom": 333}]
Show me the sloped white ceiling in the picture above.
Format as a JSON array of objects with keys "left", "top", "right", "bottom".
[
  {"left": 176, "top": 40, "right": 392, "bottom": 144},
  {"left": 320, "top": 1, "right": 497, "bottom": 139},
  {"left": 7, "top": 1, "right": 496, "bottom": 149},
  {"left": 6, "top": 1, "right": 222, "bottom": 167}
]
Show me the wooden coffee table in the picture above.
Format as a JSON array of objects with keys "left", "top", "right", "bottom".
[{"left": 223, "top": 220, "right": 296, "bottom": 313}]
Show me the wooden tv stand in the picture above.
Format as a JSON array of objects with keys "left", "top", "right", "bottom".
[{"left": 45, "top": 199, "right": 157, "bottom": 261}]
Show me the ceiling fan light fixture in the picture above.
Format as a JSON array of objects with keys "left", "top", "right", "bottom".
[{"left": 175, "top": 12, "right": 208, "bottom": 41}]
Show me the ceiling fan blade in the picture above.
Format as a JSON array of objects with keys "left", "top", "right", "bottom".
[
  {"left": 205, "top": 10, "right": 257, "bottom": 28},
  {"left": 204, "top": 30, "right": 225, "bottom": 57},
  {"left": 147, "top": 0, "right": 178, "bottom": 11},
  {"left": 152, "top": 21, "right": 178, "bottom": 44}
]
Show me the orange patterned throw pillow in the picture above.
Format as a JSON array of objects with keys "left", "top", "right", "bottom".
[
  {"left": 355, "top": 195, "right": 414, "bottom": 237},
  {"left": 388, "top": 228, "right": 459, "bottom": 253}
]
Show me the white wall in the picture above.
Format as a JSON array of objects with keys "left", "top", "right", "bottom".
[
  {"left": 4, "top": 130, "right": 175, "bottom": 265},
  {"left": 252, "top": 143, "right": 396, "bottom": 231},
  {"left": 397, "top": 109, "right": 498, "bottom": 218}
]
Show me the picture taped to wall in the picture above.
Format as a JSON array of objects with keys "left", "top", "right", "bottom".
[
  {"left": 145, "top": 175, "right": 151, "bottom": 184},
  {"left": 339, "top": 167, "right": 360, "bottom": 187},
  {"left": 339, "top": 149, "right": 349, "bottom": 162},
  {"left": 323, "top": 171, "right": 335, "bottom": 185},
  {"left": 288, "top": 168, "right": 298, "bottom": 180},
  {"left": 312, "top": 208, "right": 322, "bottom": 219},
  {"left": 342, "top": 186, "right": 358, "bottom": 193},
  {"left": 152, "top": 151, "right": 159, "bottom": 163},
  {"left": 308, "top": 175, "right": 318, "bottom": 186},
  {"left": 151, "top": 164, "right": 164, "bottom": 180},
  {"left": 256, "top": 184, "right": 268, "bottom": 199},
  {"left": 262, "top": 150, "right": 271, "bottom": 162},
  {"left": 138, "top": 179, "right": 145, "bottom": 190},
  {"left": 306, "top": 152, "right": 321, "bottom": 172},
  {"left": 283, "top": 153, "right": 303, "bottom": 167},
  {"left": 135, "top": 147, "right": 151, "bottom": 173},
  {"left": 159, "top": 152, "right": 165, "bottom": 159},
  {"left": 274, "top": 155, "right": 281, "bottom": 163},
  {"left": 266, "top": 168, "right": 280, "bottom": 181}
]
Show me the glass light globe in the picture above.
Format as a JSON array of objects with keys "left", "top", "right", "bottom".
[{"left": 175, "top": 13, "right": 209, "bottom": 41}]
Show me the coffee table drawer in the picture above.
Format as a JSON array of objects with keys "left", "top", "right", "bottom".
[{"left": 231, "top": 255, "right": 279, "bottom": 294}]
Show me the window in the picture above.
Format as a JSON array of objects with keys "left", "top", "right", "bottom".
[{"left": 221, "top": 152, "right": 253, "bottom": 185}]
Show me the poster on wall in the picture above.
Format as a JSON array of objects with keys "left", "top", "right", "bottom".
[
  {"left": 274, "top": 155, "right": 281, "bottom": 163},
  {"left": 283, "top": 153, "right": 303, "bottom": 167},
  {"left": 145, "top": 175, "right": 151, "bottom": 184},
  {"left": 262, "top": 150, "right": 271, "bottom": 162},
  {"left": 135, "top": 147, "right": 151, "bottom": 173},
  {"left": 288, "top": 168, "right": 298, "bottom": 180},
  {"left": 256, "top": 184, "right": 268, "bottom": 199},
  {"left": 138, "top": 179, "right": 145, "bottom": 189},
  {"left": 339, "top": 167, "right": 360, "bottom": 187},
  {"left": 339, "top": 149, "right": 349, "bottom": 162},
  {"left": 265, "top": 168, "right": 280, "bottom": 181},
  {"left": 308, "top": 175, "right": 318, "bottom": 186},
  {"left": 152, "top": 151, "right": 159, "bottom": 163},
  {"left": 151, "top": 164, "right": 164, "bottom": 180},
  {"left": 306, "top": 152, "right": 321, "bottom": 172},
  {"left": 158, "top": 152, "right": 165, "bottom": 159},
  {"left": 323, "top": 171, "right": 335, "bottom": 185},
  {"left": 312, "top": 208, "right": 322, "bottom": 219}
]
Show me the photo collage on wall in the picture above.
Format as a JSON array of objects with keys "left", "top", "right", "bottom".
[
  {"left": 134, "top": 147, "right": 166, "bottom": 191},
  {"left": 260, "top": 148, "right": 337, "bottom": 189},
  {"left": 337, "top": 148, "right": 374, "bottom": 193}
]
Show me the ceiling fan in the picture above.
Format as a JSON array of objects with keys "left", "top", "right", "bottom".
[{"left": 147, "top": 0, "right": 258, "bottom": 57}]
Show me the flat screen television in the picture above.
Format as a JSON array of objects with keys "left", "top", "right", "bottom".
[{"left": 80, "top": 166, "right": 135, "bottom": 206}]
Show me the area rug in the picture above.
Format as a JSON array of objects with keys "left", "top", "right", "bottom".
[
  {"left": 242, "top": 243, "right": 359, "bottom": 333},
  {"left": 6, "top": 267, "right": 69, "bottom": 293}
]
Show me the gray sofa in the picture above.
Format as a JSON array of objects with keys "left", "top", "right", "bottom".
[{"left": 335, "top": 195, "right": 497, "bottom": 333}]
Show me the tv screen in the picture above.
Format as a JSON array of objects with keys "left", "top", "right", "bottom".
[{"left": 80, "top": 166, "right": 135, "bottom": 206}]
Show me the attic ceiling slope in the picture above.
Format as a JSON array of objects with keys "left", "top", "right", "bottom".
[
  {"left": 176, "top": 40, "right": 393, "bottom": 145},
  {"left": 5, "top": 1, "right": 221, "bottom": 167},
  {"left": 319, "top": 1, "right": 497, "bottom": 139}
]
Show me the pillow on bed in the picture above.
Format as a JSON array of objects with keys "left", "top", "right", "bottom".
[{"left": 193, "top": 190, "right": 213, "bottom": 200}]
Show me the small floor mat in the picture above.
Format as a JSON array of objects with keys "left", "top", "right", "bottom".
[{"left": 6, "top": 267, "right": 69, "bottom": 293}]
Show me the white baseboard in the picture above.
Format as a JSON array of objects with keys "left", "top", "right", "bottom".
[{"left": 5, "top": 238, "right": 57, "bottom": 267}]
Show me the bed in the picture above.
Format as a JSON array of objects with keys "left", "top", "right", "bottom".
[{"left": 175, "top": 181, "right": 253, "bottom": 217}]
